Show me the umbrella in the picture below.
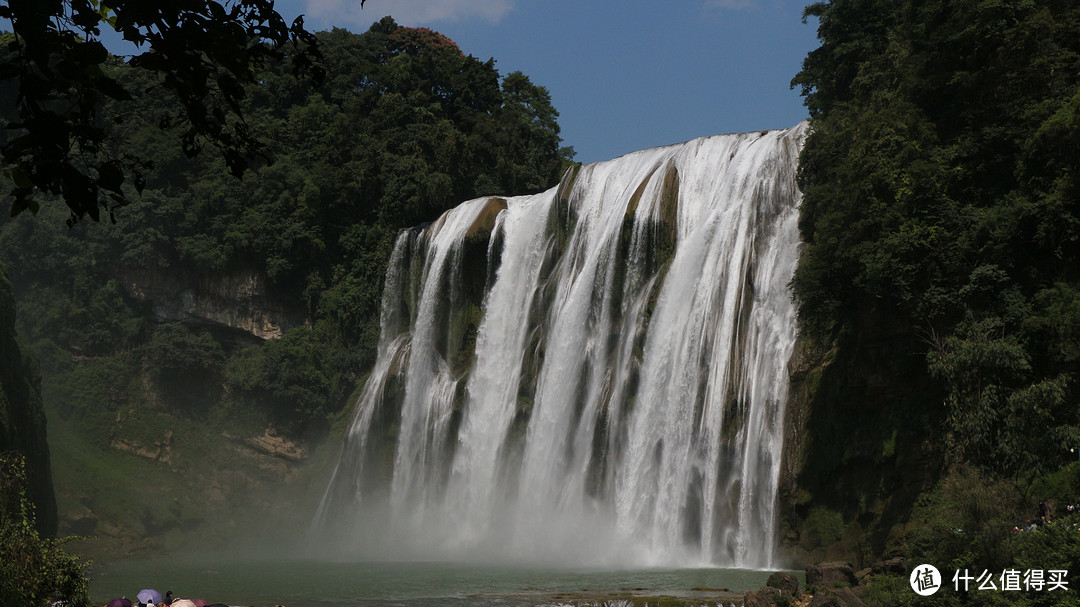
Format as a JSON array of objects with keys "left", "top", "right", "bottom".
[
  {"left": 106, "top": 599, "right": 132, "bottom": 607},
  {"left": 170, "top": 600, "right": 196, "bottom": 607},
  {"left": 190, "top": 600, "right": 210, "bottom": 607},
  {"left": 136, "top": 589, "right": 162, "bottom": 606}
]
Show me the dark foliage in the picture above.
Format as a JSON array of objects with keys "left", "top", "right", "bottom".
[
  {"left": 0, "top": 0, "right": 322, "bottom": 224},
  {"left": 792, "top": 0, "right": 1080, "bottom": 478},
  {"left": 0, "top": 18, "right": 573, "bottom": 441},
  {"left": 0, "top": 454, "right": 88, "bottom": 607}
]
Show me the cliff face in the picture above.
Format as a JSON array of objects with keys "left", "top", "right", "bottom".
[
  {"left": 0, "top": 266, "right": 56, "bottom": 537},
  {"left": 123, "top": 267, "right": 308, "bottom": 341},
  {"left": 780, "top": 303, "right": 946, "bottom": 566}
]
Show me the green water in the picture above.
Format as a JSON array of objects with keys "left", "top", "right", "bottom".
[{"left": 89, "top": 559, "right": 784, "bottom": 606}]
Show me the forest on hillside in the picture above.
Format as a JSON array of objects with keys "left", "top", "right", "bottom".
[
  {"left": 795, "top": 0, "right": 1080, "bottom": 476},
  {"left": 788, "top": 0, "right": 1080, "bottom": 602},
  {"left": 1, "top": 17, "right": 574, "bottom": 441}
]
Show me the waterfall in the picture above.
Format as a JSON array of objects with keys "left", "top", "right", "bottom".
[{"left": 314, "top": 123, "right": 806, "bottom": 568}]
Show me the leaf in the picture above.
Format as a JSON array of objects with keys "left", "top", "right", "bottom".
[
  {"left": 8, "top": 165, "right": 32, "bottom": 189},
  {"left": 0, "top": 62, "right": 20, "bottom": 80},
  {"left": 76, "top": 40, "right": 110, "bottom": 66},
  {"left": 129, "top": 52, "right": 166, "bottom": 72},
  {"left": 8, "top": 194, "right": 39, "bottom": 217},
  {"left": 97, "top": 160, "right": 125, "bottom": 193},
  {"left": 95, "top": 76, "right": 132, "bottom": 101},
  {"left": 71, "top": 0, "right": 100, "bottom": 26}
]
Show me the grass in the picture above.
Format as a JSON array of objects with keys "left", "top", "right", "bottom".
[{"left": 44, "top": 364, "right": 334, "bottom": 562}]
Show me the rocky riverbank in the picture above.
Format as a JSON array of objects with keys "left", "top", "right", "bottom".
[{"left": 744, "top": 560, "right": 909, "bottom": 607}]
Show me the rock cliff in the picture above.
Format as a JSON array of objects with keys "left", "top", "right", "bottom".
[
  {"left": 0, "top": 265, "right": 57, "bottom": 536},
  {"left": 781, "top": 304, "right": 946, "bottom": 565},
  {"left": 123, "top": 267, "right": 307, "bottom": 341}
]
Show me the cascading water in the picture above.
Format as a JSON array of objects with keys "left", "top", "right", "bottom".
[{"left": 314, "top": 123, "right": 806, "bottom": 568}]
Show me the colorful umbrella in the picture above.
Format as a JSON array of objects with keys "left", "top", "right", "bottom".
[{"left": 136, "top": 589, "right": 162, "bottom": 607}]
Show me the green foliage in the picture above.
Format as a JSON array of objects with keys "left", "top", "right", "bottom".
[
  {"left": 477, "top": 71, "right": 574, "bottom": 194},
  {"left": 0, "top": 455, "right": 88, "bottom": 607},
  {"left": 143, "top": 323, "right": 225, "bottom": 416},
  {"left": 793, "top": 0, "right": 1080, "bottom": 478},
  {"left": 0, "top": 18, "right": 572, "bottom": 441},
  {"left": 225, "top": 324, "right": 355, "bottom": 439},
  {"left": 898, "top": 516, "right": 1080, "bottom": 607},
  {"left": 857, "top": 574, "right": 918, "bottom": 607},
  {"left": 46, "top": 356, "right": 140, "bottom": 426},
  {"left": 801, "top": 506, "right": 846, "bottom": 550},
  {"left": 0, "top": 1, "right": 321, "bottom": 223},
  {"left": 1028, "top": 462, "right": 1080, "bottom": 509},
  {"left": 864, "top": 462, "right": 1080, "bottom": 605},
  {"left": 1012, "top": 520, "right": 1080, "bottom": 607},
  {"left": 905, "top": 467, "right": 1022, "bottom": 574}
]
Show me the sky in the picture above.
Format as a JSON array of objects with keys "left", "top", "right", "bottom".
[{"left": 265, "top": 0, "right": 822, "bottom": 164}]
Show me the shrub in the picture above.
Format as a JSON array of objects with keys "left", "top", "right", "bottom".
[
  {"left": 904, "top": 467, "right": 1022, "bottom": 574},
  {"left": 224, "top": 323, "right": 355, "bottom": 440},
  {"left": 1012, "top": 519, "right": 1080, "bottom": 606},
  {"left": 143, "top": 322, "right": 225, "bottom": 416},
  {"left": 801, "top": 506, "right": 845, "bottom": 550},
  {"left": 0, "top": 455, "right": 89, "bottom": 607}
]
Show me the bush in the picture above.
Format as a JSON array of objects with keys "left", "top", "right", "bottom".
[
  {"left": 801, "top": 506, "right": 845, "bottom": 550},
  {"left": 0, "top": 455, "right": 88, "bottom": 607},
  {"left": 143, "top": 323, "right": 225, "bottom": 416},
  {"left": 224, "top": 324, "right": 355, "bottom": 440},
  {"left": 1012, "top": 519, "right": 1080, "bottom": 606},
  {"left": 1027, "top": 462, "right": 1080, "bottom": 514},
  {"left": 904, "top": 467, "right": 1022, "bottom": 574}
]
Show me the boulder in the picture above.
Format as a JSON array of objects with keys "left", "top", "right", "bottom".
[
  {"left": 766, "top": 571, "right": 800, "bottom": 595},
  {"left": 745, "top": 586, "right": 787, "bottom": 607},
  {"left": 873, "top": 557, "right": 906, "bottom": 575},
  {"left": 806, "top": 562, "right": 858, "bottom": 590}
]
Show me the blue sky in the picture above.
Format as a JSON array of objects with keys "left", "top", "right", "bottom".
[{"left": 270, "top": 0, "right": 821, "bottom": 163}]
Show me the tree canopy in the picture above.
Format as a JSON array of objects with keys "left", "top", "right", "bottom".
[
  {"left": 0, "top": 17, "right": 574, "bottom": 439},
  {"left": 792, "top": 0, "right": 1080, "bottom": 477},
  {"left": 0, "top": 0, "right": 321, "bottom": 224}
]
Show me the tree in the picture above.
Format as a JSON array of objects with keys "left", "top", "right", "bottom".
[
  {"left": 0, "top": 0, "right": 322, "bottom": 225},
  {"left": 0, "top": 19, "right": 575, "bottom": 442},
  {"left": 792, "top": 0, "right": 1080, "bottom": 476},
  {"left": 477, "top": 70, "right": 572, "bottom": 195}
]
